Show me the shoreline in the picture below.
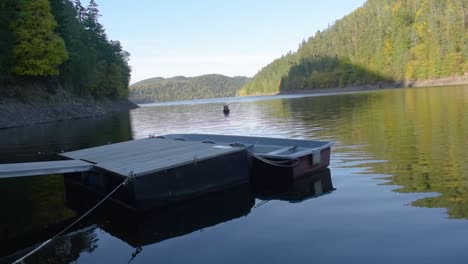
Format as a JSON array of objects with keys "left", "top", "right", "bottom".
[
  {"left": 278, "top": 75, "right": 468, "bottom": 95},
  {"left": 1, "top": 75, "right": 466, "bottom": 129},
  {"left": 0, "top": 89, "right": 138, "bottom": 129}
]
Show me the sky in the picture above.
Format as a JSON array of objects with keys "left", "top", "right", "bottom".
[{"left": 82, "top": 0, "right": 367, "bottom": 83}]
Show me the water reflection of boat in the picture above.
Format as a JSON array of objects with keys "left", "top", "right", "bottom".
[
  {"left": 65, "top": 183, "right": 255, "bottom": 248},
  {"left": 253, "top": 168, "right": 334, "bottom": 203}
]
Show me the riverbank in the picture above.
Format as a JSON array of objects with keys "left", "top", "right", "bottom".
[
  {"left": 278, "top": 75, "right": 468, "bottom": 95},
  {"left": 0, "top": 88, "right": 138, "bottom": 129}
]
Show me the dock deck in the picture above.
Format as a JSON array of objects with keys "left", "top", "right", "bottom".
[
  {"left": 0, "top": 137, "right": 247, "bottom": 179},
  {"left": 60, "top": 137, "right": 245, "bottom": 177},
  {"left": 0, "top": 160, "right": 93, "bottom": 179}
]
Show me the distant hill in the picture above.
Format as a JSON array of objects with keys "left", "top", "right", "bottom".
[
  {"left": 131, "top": 77, "right": 165, "bottom": 87},
  {"left": 129, "top": 74, "right": 250, "bottom": 103},
  {"left": 239, "top": 0, "right": 468, "bottom": 95}
]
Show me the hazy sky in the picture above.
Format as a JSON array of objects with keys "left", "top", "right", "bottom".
[{"left": 83, "top": 0, "right": 367, "bottom": 83}]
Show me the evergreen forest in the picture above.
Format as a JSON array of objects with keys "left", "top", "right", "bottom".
[
  {"left": 129, "top": 75, "right": 250, "bottom": 103},
  {"left": 0, "top": 0, "right": 131, "bottom": 99},
  {"left": 239, "top": 0, "right": 468, "bottom": 95}
]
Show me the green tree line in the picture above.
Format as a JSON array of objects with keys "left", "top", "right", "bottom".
[
  {"left": 129, "top": 74, "right": 250, "bottom": 103},
  {"left": 239, "top": 0, "right": 468, "bottom": 95},
  {"left": 0, "top": 0, "right": 130, "bottom": 99}
]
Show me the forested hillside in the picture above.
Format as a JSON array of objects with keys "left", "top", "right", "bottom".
[
  {"left": 0, "top": 0, "right": 130, "bottom": 99},
  {"left": 129, "top": 74, "right": 250, "bottom": 103},
  {"left": 239, "top": 0, "right": 468, "bottom": 95}
]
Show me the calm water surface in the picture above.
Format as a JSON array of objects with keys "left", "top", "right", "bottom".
[{"left": 0, "top": 85, "right": 467, "bottom": 263}]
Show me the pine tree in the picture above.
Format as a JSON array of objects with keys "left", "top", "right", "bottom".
[
  {"left": 84, "top": 0, "right": 105, "bottom": 38},
  {"left": 72, "top": 0, "right": 85, "bottom": 22}
]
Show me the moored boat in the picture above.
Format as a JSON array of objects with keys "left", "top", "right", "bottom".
[{"left": 160, "top": 134, "right": 332, "bottom": 179}]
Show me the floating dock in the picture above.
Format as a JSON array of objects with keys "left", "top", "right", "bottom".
[
  {"left": 0, "top": 134, "right": 332, "bottom": 210},
  {"left": 0, "top": 137, "right": 249, "bottom": 210},
  {"left": 61, "top": 137, "right": 250, "bottom": 210},
  {"left": 61, "top": 137, "right": 246, "bottom": 178}
]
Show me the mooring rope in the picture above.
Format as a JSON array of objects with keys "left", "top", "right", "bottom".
[
  {"left": 248, "top": 152, "right": 300, "bottom": 168},
  {"left": 253, "top": 199, "right": 271, "bottom": 209},
  {"left": 228, "top": 142, "right": 301, "bottom": 168},
  {"left": 12, "top": 174, "right": 133, "bottom": 264},
  {"left": 127, "top": 246, "right": 143, "bottom": 264}
]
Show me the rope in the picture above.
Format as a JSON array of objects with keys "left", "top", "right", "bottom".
[
  {"left": 12, "top": 174, "right": 133, "bottom": 264},
  {"left": 253, "top": 199, "right": 271, "bottom": 209},
  {"left": 127, "top": 247, "right": 143, "bottom": 264},
  {"left": 249, "top": 152, "right": 300, "bottom": 168},
  {"left": 253, "top": 190, "right": 295, "bottom": 209}
]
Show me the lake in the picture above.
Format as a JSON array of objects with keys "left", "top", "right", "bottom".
[{"left": 0, "top": 85, "right": 467, "bottom": 264}]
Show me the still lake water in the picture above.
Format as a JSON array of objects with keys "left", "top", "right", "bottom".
[{"left": 0, "top": 85, "right": 467, "bottom": 263}]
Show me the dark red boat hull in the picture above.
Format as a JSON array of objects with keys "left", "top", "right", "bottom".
[{"left": 251, "top": 146, "right": 331, "bottom": 181}]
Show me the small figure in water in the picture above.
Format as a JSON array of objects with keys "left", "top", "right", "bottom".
[{"left": 223, "top": 104, "right": 230, "bottom": 116}]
